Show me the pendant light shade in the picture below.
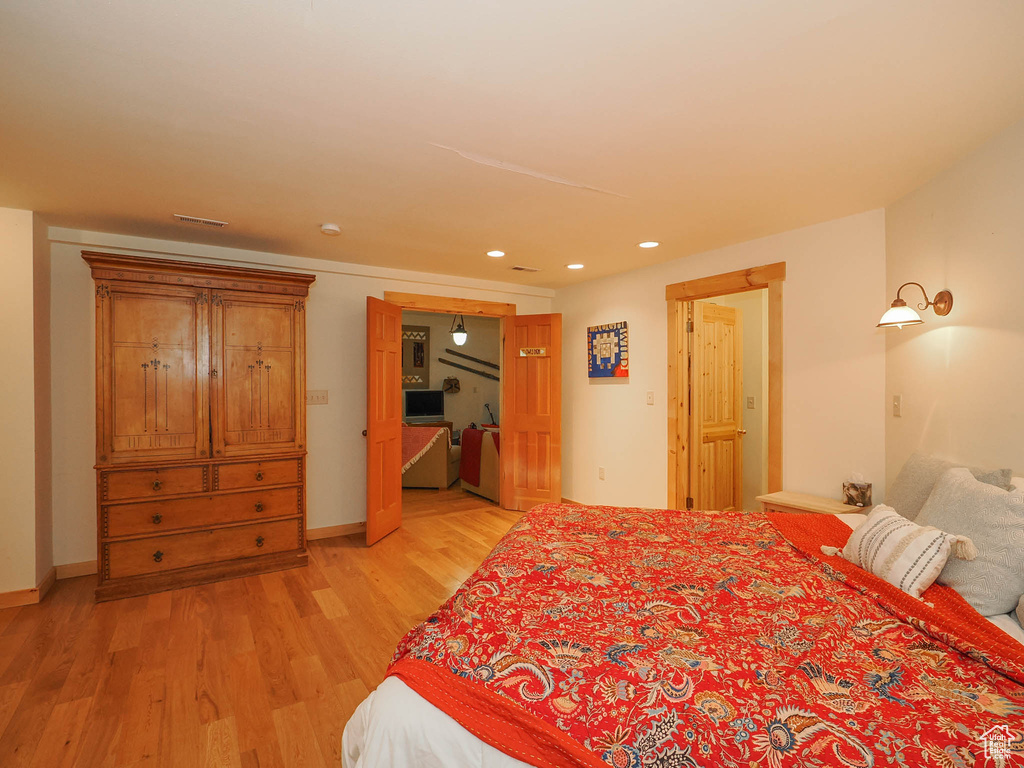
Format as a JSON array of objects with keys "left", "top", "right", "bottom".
[
  {"left": 450, "top": 314, "right": 468, "bottom": 346},
  {"left": 877, "top": 282, "right": 953, "bottom": 329}
]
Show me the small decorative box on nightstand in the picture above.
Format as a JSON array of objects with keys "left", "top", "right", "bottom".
[{"left": 757, "top": 491, "right": 864, "bottom": 515}]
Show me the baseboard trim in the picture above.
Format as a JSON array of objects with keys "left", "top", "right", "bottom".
[
  {"left": 560, "top": 497, "right": 583, "bottom": 505},
  {"left": 0, "top": 566, "right": 57, "bottom": 609},
  {"left": 56, "top": 560, "right": 99, "bottom": 579},
  {"left": 307, "top": 522, "right": 366, "bottom": 540}
]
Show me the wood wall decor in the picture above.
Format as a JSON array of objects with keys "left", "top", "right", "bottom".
[{"left": 84, "top": 252, "right": 315, "bottom": 601}]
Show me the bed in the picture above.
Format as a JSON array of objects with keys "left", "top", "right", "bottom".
[
  {"left": 344, "top": 503, "right": 1024, "bottom": 768},
  {"left": 402, "top": 425, "right": 460, "bottom": 490}
]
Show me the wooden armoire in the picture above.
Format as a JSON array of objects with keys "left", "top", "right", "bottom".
[{"left": 84, "top": 252, "right": 315, "bottom": 601}]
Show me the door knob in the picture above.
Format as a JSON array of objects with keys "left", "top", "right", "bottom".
[{"left": 737, "top": 429, "right": 748, "bottom": 435}]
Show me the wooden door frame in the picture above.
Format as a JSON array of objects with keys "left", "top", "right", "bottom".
[
  {"left": 382, "top": 292, "right": 516, "bottom": 507},
  {"left": 665, "top": 262, "right": 785, "bottom": 509}
]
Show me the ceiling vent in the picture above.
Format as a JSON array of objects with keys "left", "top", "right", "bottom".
[
  {"left": 173, "top": 214, "right": 227, "bottom": 228},
  {"left": 510, "top": 265, "right": 541, "bottom": 273}
]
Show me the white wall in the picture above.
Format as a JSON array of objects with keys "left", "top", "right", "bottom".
[
  {"left": 33, "top": 213, "right": 53, "bottom": 584},
  {"left": 555, "top": 209, "right": 887, "bottom": 509},
  {"left": 711, "top": 289, "right": 768, "bottom": 511},
  {"left": 402, "top": 311, "right": 501, "bottom": 431},
  {"left": 0, "top": 208, "right": 41, "bottom": 592},
  {"left": 49, "top": 229, "right": 552, "bottom": 567},
  {"left": 886, "top": 118, "right": 1024, "bottom": 483}
]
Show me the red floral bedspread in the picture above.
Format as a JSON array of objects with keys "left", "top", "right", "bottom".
[{"left": 388, "top": 504, "right": 1024, "bottom": 768}]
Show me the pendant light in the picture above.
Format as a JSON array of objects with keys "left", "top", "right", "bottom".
[{"left": 450, "top": 314, "right": 468, "bottom": 346}]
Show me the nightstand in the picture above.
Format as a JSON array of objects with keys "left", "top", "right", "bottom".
[{"left": 757, "top": 491, "right": 865, "bottom": 515}]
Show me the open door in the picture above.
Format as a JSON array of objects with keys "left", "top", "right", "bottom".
[
  {"left": 688, "top": 301, "right": 743, "bottom": 511},
  {"left": 366, "top": 297, "right": 403, "bottom": 544},
  {"left": 501, "top": 313, "right": 562, "bottom": 511}
]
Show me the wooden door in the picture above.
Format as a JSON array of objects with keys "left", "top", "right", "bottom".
[
  {"left": 96, "top": 283, "right": 209, "bottom": 463},
  {"left": 688, "top": 301, "right": 743, "bottom": 511},
  {"left": 211, "top": 292, "right": 306, "bottom": 458},
  {"left": 501, "top": 314, "right": 562, "bottom": 511},
  {"left": 365, "top": 297, "right": 403, "bottom": 545}
]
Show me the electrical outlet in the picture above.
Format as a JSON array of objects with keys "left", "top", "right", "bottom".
[
  {"left": 598, "top": 467, "right": 605, "bottom": 481},
  {"left": 646, "top": 390, "right": 655, "bottom": 406},
  {"left": 892, "top": 394, "right": 902, "bottom": 418},
  {"left": 306, "top": 390, "right": 328, "bottom": 405},
  {"left": 747, "top": 396, "right": 755, "bottom": 409}
]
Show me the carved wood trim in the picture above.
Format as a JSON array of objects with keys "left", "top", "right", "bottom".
[{"left": 82, "top": 252, "right": 316, "bottom": 296}]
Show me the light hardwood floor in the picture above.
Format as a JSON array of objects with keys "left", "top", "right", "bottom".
[{"left": 0, "top": 487, "right": 518, "bottom": 768}]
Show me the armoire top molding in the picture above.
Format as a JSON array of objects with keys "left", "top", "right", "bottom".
[{"left": 82, "top": 251, "right": 316, "bottom": 296}]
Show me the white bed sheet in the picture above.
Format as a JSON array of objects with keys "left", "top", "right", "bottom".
[
  {"left": 342, "top": 677, "right": 530, "bottom": 768},
  {"left": 342, "top": 511, "right": 1024, "bottom": 768}
]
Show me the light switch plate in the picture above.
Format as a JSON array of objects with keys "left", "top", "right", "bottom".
[
  {"left": 746, "top": 396, "right": 755, "bottom": 409},
  {"left": 598, "top": 467, "right": 605, "bottom": 481},
  {"left": 893, "top": 394, "right": 902, "bottom": 418},
  {"left": 307, "top": 390, "right": 329, "bottom": 405},
  {"left": 646, "top": 390, "right": 655, "bottom": 406}
]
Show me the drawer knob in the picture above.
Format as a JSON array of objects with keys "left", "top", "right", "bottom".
[
  {"left": 153, "top": 550, "right": 164, "bottom": 563},
  {"left": 255, "top": 502, "right": 264, "bottom": 513},
  {"left": 255, "top": 471, "right": 264, "bottom": 481},
  {"left": 152, "top": 480, "right": 163, "bottom": 491},
  {"left": 256, "top": 536, "right": 265, "bottom": 548},
  {"left": 152, "top": 514, "right": 163, "bottom": 524}
]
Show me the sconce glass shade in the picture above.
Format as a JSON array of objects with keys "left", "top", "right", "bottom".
[
  {"left": 450, "top": 314, "right": 468, "bottom": 346},
  {"left": 877, "top": 301, "right": 923, "bottom": 329}
]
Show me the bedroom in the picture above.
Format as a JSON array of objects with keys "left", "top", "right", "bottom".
[{"left": 2, "top": 1, "right": 1024, "bottom": 766}]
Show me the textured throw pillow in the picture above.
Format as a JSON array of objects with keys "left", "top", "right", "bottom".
[
  {"left": 887, "top": 452, "right": 1012, "bottom": 521},
  {"left": 916, "top": 469, "right": 1024, "bottom": 616},
  {"left": 821, "top": 504, "right": 976, "bottom": 599},
  {"left": 1017, "top": 595, "right": 1024, "bottom": 628}
]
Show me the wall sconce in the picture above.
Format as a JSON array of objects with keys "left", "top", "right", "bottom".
[
  {"left": 449, "top": 314, "right": 468, "bottom": 346},
  {"left": 877, "top": 282, "right": 953, "bottom": 329}
]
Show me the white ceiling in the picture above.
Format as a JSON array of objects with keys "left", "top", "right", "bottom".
[{"left": 3, "top": 1, "right": 1024, "bottom": 288}]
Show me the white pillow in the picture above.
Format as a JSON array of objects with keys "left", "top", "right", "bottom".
[
  {"left": 916, "top": 470, "right": 1024, "bottom": 616},
  {"left": 1017, "top": 595, "right": 1024, "bottom": 628},
  {"left": 822, "top": 504, "right": 976, "bottom": 599}
]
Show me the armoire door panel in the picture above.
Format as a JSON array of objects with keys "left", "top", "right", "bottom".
[
  {"left": 213, "top": 292, "right": 305, "bottom": 456},
  {"left": 100, "top": 284, "right": 208, "bottom": 463},
  {"left": 111, "top": 346, "right": 197, "bottom": 452}
]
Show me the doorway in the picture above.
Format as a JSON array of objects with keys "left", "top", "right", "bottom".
[
  {"left": 366, "top": 292, "right": 562, "bottom": 545},
  {"left": 666, "top": 263, "right": 784, "bottom": 511},
  {"left": 399, "top": 308, "right": 502, "bottom": 509}
]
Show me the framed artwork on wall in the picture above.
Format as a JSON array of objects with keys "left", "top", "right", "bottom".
[
  {"left": 402, "top": 325, "right": 430, "bottom": 389},
  {"left": 588, "top": 321, "right": 629, "bottom": 378}
]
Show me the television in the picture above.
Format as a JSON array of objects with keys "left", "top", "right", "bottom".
[{"left": 405, "top": 389, "right": 444, "bottom": 420}]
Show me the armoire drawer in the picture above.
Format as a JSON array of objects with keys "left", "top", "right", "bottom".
[
  {"left": 104, "top": 486, "right": 301, "bottom": 538},
  {"left": 102, "top": 465, "right": 208, "bottom": 501},
  {"left": 215, "top": 458, "right": 301, "bottom": 490},
  {"left": 106, "top": 518, "right": 303, "bottom": 579}
]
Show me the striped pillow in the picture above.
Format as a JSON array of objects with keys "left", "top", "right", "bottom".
[{"left": 822, "top": 504, "right": 976, "bottom": 598}]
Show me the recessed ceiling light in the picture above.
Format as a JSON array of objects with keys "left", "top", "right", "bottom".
[
  {"left": 320, "top": 223, "right": 342, "bottom": 236},
  {"left": 566, "top": 263, "right": 584, "bottom": 270},
  {"left": 486, "top": 250, "right": 505, "bottom": 258},
  {"left": 638, "top": 241, "right": 660, "bottom": 248}
]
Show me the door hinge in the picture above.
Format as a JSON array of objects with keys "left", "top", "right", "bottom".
[
  {"left": 686, "top": 320, "right": 693, "bottom": 332},
  {"left": 686, "top": 496, "right": 694, "bottom": 510}
]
